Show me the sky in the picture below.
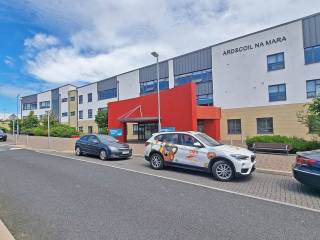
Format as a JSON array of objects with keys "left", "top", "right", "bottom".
[{"left": 0, "top": 0, "right": 319, "bottom": 115}]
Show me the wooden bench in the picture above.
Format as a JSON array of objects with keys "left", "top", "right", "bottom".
[{"left": 252, "top": 142, "right": 292, "bottom": 154}]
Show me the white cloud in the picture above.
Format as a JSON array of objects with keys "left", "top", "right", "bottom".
[
  {"left": 16, "top": 0, "right": 320, "bottom": 84},
  {"left": 0, "top": 84, "right": 35, "bottom": 98}
]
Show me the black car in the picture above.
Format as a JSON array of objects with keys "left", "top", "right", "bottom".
[
  {"left": 0, "top": 130, "right": 7, "bottom": 142},
  {"left": 75, "top": 134, "right": 132, "bottom": 160},
  {"left": 293, "top": 150, "right": 320, "bottom": 189}
]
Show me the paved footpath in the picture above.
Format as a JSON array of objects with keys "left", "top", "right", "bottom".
[{"left": 0, "top": 144, "right": 319, "bottom": 240}]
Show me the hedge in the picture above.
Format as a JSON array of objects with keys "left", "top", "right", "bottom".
[
  {"left": 23, "top": 125, "right": 80, "bottom": 138},
  {"left": 246, "top": 135, "right": 320, "bottom": 153}
]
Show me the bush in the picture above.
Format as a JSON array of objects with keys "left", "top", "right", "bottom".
[
  {"left": 246, "top": 135, "right": 320, "bottom": 153},
  {"left": 32, "top": 127, "right": 48, "bottom": 136},
  {"left": 50, "top": 124, "right": 80, "bottom": 138}
]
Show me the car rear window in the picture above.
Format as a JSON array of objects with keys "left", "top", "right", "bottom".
[{"left": 155, "top": 134, "right": 178, "bottom": 144}]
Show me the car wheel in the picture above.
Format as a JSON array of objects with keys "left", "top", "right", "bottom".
[
  {"left": 150, "top": 153, "right": 164, "bottom": 170},
  {"left": 75, "top": 146, "right": 82, "bottom": 156},
  {"left": 212, "top": 160, "right": 234, "bottom": 182},
  {"left": 99, "top": 149, "right": 108, "bottom": 161}
]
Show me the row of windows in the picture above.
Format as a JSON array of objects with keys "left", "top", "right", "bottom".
[
  {"left": 305, "top": 45, "right": 320, "bottom": 65},
  {"left": 98, "top": 88, "right": 117, "bottom": 100},
  {"left": 140, "top": 78, "right": 169, "bottom": 95},
  {"left": 227, "top": 117, "right": 274, "bottom": 135},
  {"left": 175, "top": 69, "right": 213, "bottom": 106},
  {"left": 78, "top": 93, "right": 93, "bottom": 104},
  {"left": 23, "top": 103, "right": 37, "bottom": 110},
  {"left": 39, "top": 101, "right": 50, "bottom": 109}
]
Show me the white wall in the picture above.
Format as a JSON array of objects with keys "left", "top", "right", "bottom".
[
  {"left": 37, "top": 90, "right": 51, "bottom": 117},
  {"left": 168, "top": 59, "right": 175, "bottom": 88},
  {"left": 117, "top": 70, "right": 140, "bottom": 100},
  {"left": 77, "top": 83, "right": 98, "bottom": 121},
  {"left": 213, "top": 20, "right": 320, "bottom": 109}
]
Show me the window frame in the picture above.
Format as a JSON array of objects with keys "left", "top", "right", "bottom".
[
  {"left": 304, "top": 45, "right": 320, "bottom": 65},
  {"left": 79, "top": 95, "right": 83, "bottom": 104},
  {"left": 267, "top": 52, "right": 285, "bottom": 72},
  {"left": 79, "top": 110, "right": 83, "bottom": 119},
  {"left": 88, "top": 109, "right": 93, "bottom": 119},
  {"left": 88, "top": 93, "right": 93, "bottom": 102},
  {"left": 227, "top": 119, "right": 242, "bottom": 135},
  {"left": 306, "top": 79, "right": 320, "bottom": 98},
  {"left": 256, "top": 117, "right": 274, "bottom": 134},
  {"left": 268, "top": 84, "right": 287, "bottom": 102}
]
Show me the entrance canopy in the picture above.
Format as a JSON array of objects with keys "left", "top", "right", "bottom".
[{"left": 108, "top": 82, "right": 221, "bottom": 142}]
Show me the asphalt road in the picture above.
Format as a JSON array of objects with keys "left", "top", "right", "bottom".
[{"left": 0, "top": 145, "right": 319, "bottom": 240}]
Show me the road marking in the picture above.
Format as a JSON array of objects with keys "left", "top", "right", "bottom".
[
  {"left": 9, "top": 148, "right": 22, "bottom": 151},
  {"left": 35, "top": 150, "right": 320, "bottom": 213}
]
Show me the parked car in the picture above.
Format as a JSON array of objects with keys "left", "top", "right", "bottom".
[
  {"left": 293, "top": 150, "right": 320, "bottom": 189},
  {"left": 144, "top": 131, "right": 256, "bottom": 181},
  {"left": 75, "top": 134, "right": 132, "bottom": 160},
  {"left": 0, "top": 130, "right": 7, "bottom": 142}
]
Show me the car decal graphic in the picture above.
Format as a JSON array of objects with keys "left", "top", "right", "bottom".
[
  {"left": 153, "top": 141, "right": 178, "bottom": 162},
  {"left": 207, "top": 152, "right": 216, "bottom": 159},
  {"left": 187, "top": 149, "right": 198, "bottom": 162}
]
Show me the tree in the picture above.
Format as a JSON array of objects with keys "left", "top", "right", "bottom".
[
  {"left": 95, "top": 110, "right": 108, "bottom": 133},
  {"left": 41, "top": 112, "right": 58, "bottom": 128},
  {"left": 22, "top": 111, "right": 39, "bottom": 129},
  {"left": 297, "top": 97, "right": 320, "bottom": 134}
]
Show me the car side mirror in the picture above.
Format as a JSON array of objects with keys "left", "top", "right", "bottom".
[{"left": 193, "top": 142, "right": 202, "bottom": 148}]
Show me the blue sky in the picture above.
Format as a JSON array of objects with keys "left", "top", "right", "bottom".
[{"left": 0, "top": 0, "right": 320, "bottom": 115}]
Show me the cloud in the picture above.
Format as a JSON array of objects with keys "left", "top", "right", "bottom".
[
  {"left": 14, "top": 0, "right": 320, "bottom": 84},
  {"left": 3, "top": 56, "right": 14, "bottom": 67}
]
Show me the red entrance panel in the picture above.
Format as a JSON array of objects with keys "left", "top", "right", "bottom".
[{"left": 108, "top": 82, "right": 221, "bottom": 142}]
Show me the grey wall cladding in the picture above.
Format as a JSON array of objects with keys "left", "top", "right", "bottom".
[
  {"left": 139, "top": 61, "right": 169, "bottom": 83},
  {"left": 97, "top": 77, "right": 117, "bottom": 91},
  {"left": 173, "top": 47, "right": 212, "bottom": 76},
  {"left": 51, "top": 88, "right": 60, "bottom": 119},
  {"left": 21, "top": 94, "right": 37, "bottom": 104},
  {"left": 303, "top": 13, "right": 320, "bottom": 48}
]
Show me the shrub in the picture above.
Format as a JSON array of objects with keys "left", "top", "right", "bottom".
[
  {"left": 50, "top": 124, "right": 80, "bottom": 138},
  {"left": 32, "top": 127, "right": 47, "bottom": 136},
  {"left": 246, "top": 135, "right": 320, "bottom": 153}
]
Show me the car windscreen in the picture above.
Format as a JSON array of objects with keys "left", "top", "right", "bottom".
[
  {"left": 195, "top": 133, "right": 221, "bottom": 147},
  {"left": 98, "top": 135, "right": 118, "bottom": 143}
]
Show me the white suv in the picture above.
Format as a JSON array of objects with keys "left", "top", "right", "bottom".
[{"left": 144, "top": 131, "right": 256, "bottom": 181}]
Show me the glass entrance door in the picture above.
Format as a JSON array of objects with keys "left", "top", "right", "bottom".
[{"left": 138, "top": 123, "right": 158, "bottom": 141}]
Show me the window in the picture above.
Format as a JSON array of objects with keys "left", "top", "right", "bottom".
[
  {"left": 70, "top": 96, "right": 75, "bottom": 101},
  {"left": 98, "top": 88, "right": 117, "bottom": 100},
  {"left": 62, "top": 112, "right": 68, "bottom": 117},
  {"left": 306, "top": 80, "right": 320, "bottom": 98},
  {"left": 88, "top": 93, "right": 92, "bottom": 102},
  {"left": 88, "top": 126, "right": 93, "bottom": 134},
  {"left": 175, "top": 69, "right": 213, "bottom": 106},
  {"left": 79, "top": 95, "right": 83, "bottom": 104},
  {"left": 305, "top": 45, "right": 320, "bottom": 64},
  {"left": 133, "top": 124, "right": 139, "bottom": 135},
  {"left": 267, "top": 52, "right": 285, "bottom": 71},
  {"left": 61, "top": 98, "right": 68, "bottom": 102},
  {"left": 23, "top": 103, "right": 37, "bottom": 110},
  {"left": 88, "top": 109, "right": 93, "bottom": 119},
  {"left": 70, "top": 111, "right": 75, "bottom": 116},
  {"left": 140, "top": 78, "right": 169, "bottom": 95},
  {"left": 79, "top": 110, "right": 83, "bottom": 119},
  {"left": 227, "top": 119, "right": 241, "bottom": 134},
  {"left": 39, "top": 101, "right": 50, "bottom": 109},
  {"left": 155, "top": 133, "right": 178, "bottom": 144},
  {"left": 257, "top": 117, "right": 273, "bottom": 134},
  {"left": 178, "top": 134, "right": 198, "bottom": 147},
  {"left": 79, "top": 127, "right": 83, "bottom": 132},
  {"left": 268, "top": 84, "right": 286, "bottom": 102}
]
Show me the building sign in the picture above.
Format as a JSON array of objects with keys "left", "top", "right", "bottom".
[
  {"left": 161, "top": 127, "right": 176, "bottom": 132},
  {"left": 109, "top": 128, "right": 123, "bottom": 137},
  {"left": 222, "top": 36, "right": 287, "bottom": 56}
]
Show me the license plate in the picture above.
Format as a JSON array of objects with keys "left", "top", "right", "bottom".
[{"left": 122, "top": 150, "right": 130, "bottom": 154}]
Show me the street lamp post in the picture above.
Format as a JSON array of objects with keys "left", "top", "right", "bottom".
[
  {"left": 151, "top": 51, "right": 161, "bottom": 132},
  {"left": 16, "top": 94, "right": 20, "bottom": 145},
  {"left": 47, "top": 111, "right": 51, "bottom": 149}
]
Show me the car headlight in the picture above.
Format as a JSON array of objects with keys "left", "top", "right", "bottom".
[
  {"left": 230, "top": 154, "right": 249, "bottom": 160},
  {"left": 109, "top": 146, "right": 119, "bottom": 152}
]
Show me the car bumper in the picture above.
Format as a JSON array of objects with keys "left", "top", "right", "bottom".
[
  {"left": 235, "top": 161, "right": 256, "bottom": 176},
  {"left": 293, "top": 167, "right": 320, "bottom": 189},
  {"left": 109, "top": 149, "right": 133, "bottom": 159}
]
